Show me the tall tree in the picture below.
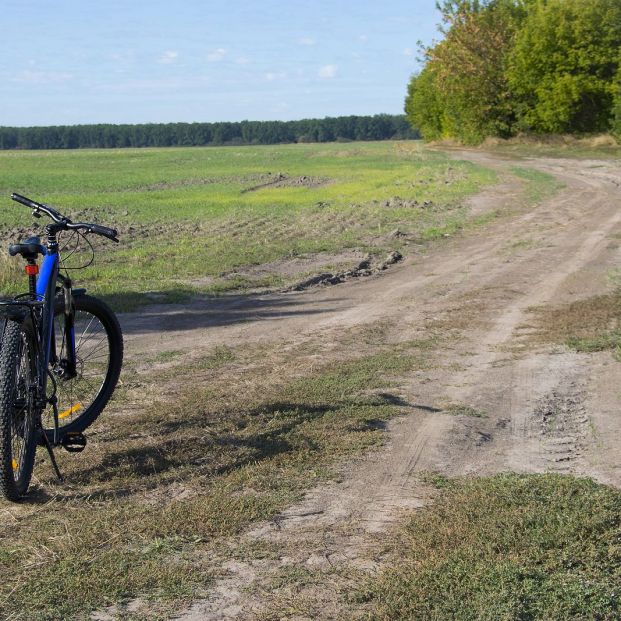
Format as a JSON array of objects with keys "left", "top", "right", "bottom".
[
  {"left": 418, "top": 0, "right": 528, "bottom": 142},
  {"left": 405, "top": 66, "right": 445, "bottom": 141},
  {"left": 614, "top": 53, "right": 621, "bottom": 137}
]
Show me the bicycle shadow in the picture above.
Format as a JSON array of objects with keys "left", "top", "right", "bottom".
[{"left": 27, "top": 393, "right": 397, "bottom": 504}]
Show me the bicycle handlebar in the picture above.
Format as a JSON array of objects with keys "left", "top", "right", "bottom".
[
  {"left": 10, "top": 193, "right": 119, "bottom": 242},
  {"left": 11, "top": 193, "right": 62, "bottom": 220}
]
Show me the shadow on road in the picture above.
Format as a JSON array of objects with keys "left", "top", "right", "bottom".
[{"left": 117, "top": 291, "right": 344, "bottom": 335}]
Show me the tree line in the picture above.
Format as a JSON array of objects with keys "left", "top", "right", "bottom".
[
  {"left": 406, "top": 0, "right": 621, "bottom": 144},
  {"left": 0, "top": 115, "right": 419, "bottom": 150}
]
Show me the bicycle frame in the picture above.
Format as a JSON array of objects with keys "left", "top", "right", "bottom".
[
  {"left": 37, "top": 249, "right": 59, "bottom": 376},
  {"left": 34, "top": 248, "right": 77, "bottom": 405}
]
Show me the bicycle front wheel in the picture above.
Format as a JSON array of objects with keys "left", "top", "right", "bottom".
[
  {"left": 44, "top": 294, "right": 123, "bottom": 437},
  {"left": 0, "top": 319, "right": 38, "bottom": 501}
]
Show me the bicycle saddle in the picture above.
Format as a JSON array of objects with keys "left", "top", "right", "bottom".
[{"left": 9, "top": 236, "right": 46, "bottom": 259}]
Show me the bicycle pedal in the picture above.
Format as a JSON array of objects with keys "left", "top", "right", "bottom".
[{"left": 61, "top": 432, "right": 87, "bottom": 453}]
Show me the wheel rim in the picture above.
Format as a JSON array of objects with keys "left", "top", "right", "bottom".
[{"left": 45, "top": 309, "right": 110, "bottom": 429}]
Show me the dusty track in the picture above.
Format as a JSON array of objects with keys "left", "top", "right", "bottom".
[{"left": 121, "top": 151, "right": 621, "bottom": 619}]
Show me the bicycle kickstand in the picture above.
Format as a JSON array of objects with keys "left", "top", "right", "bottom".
[
  {"left": 40, "top": 431, "right": 64, "bottom": 482},
  {"left": 41, "top": 396, "right": 64, "bottom": 482}
]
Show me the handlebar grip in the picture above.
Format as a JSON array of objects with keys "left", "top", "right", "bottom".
[
  {"left": 88, "top": 224, "right": 119, "bottom": 242},
  {"left": 11, "top": 193, "right": 43, "bottom": 210}
]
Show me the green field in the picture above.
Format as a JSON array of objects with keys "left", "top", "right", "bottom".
[{"left": 0, "top": 141, "right": 495, "bottom": 307}]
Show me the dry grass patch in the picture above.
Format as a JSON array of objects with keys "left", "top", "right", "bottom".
[
  {"left": 483, "top": 133, "right": 621, "bottom": 159},
  {"left": 529, "top": 292, "right": 621, "bottom": 358}
]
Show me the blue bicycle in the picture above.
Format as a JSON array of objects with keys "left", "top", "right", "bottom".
[{"left": 0, "top": 193, "right": 123, "bottom": 501}]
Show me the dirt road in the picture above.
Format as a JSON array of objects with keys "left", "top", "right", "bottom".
[{"left": 122, "top": 151, "right": 621, "bottom": 619}]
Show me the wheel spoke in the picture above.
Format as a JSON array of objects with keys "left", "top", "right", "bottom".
[{"left": 75, "top": 314, "right": 97, "bottom": 350}]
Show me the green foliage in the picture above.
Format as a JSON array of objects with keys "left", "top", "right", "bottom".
[
  {"left": 508, "top": 0, "right": 621, "bottom": 134},
  {"left": 0, "top": 115, "right": 419, "bottom": 150},
  {"left": 405, "top": 67, "right": 445, "bottom": 141},
  {"left": 434, "top": 0, "right": 528, "bottom": 142},
  {"left": 406, "top": 0, "right": 528, "bottom": 143},
  {"left": 613, "top": 52, "right": 621, "bottom": 138},
  {"left": 406, "top": 0, "right": 621, "bottom": 143}
]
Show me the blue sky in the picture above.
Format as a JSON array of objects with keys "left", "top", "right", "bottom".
[{"left": 0, "top": 0, "right": 441, "bottom": 126}]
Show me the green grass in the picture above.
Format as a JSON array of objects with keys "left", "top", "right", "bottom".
[
  {"left": 0, "top": 142, "right": 496, "bottom": 308},
  {"left": 0, "top": 342, "right": 428, "bottom": 620},
  {"left": 443, "top": 402, "right": 486, "bottom": 417},
  {"left": 510, "top": 166, "right": 564, "bottom": 204},
  {"left": 567, "top": 332, "right": 621, "bottom": 361},
  {"left": 362, "top": 473, "right": 621, "bottom": 620}
]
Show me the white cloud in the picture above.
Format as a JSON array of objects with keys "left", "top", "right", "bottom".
[
  {"left": 403, "top": 47, "right": 413, "bottom": 57},
  {"left": 265, "top": 71, "right": 287, "bottom": 81},
  {"left": 318, "top": 64, "right": 337, "bottom": 79},
  {"left": 235, "top": 56, "right": 249, "bottom": 64},
  {"left": 358, "top": 34, "right": 368, "bottom": 43},
  {"left": 12, "top": 70, "right": 73, "bottom": 84},
  {"left": 297, "top": 36, "right": 315, "bottom": 46},
  {"left": 158, "top": 50, "right": 179, "bottom": 64},
  {"left": 207, "top": 48, "right": 227, "bottom": 62},
  {"left": 110, "top": 51, "right": 135, "bottom": 66},
  {"left": 94, "top": 76, "right": 209, "bottom": 94}
]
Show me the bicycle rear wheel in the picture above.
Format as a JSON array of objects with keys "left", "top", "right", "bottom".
[
  {"left": 0, "top": 319, "right": 38, "bottom": 501},
  {"left": 44, "top": 294, "right": 123, "bottom": 437}
]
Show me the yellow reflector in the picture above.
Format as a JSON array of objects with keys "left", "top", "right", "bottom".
[
  {"left": 59, "top": 403, "right": 83, "bottom": 420},
  {"left": 11, "top": 459, "right": 17, "bottom": 471}
]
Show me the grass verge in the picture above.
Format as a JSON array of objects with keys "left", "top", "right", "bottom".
[
  {"left": 361, "top": 473, "right": 621, "bottom": 620},
  {"left": 510, "top": 166, "right": 564, "bottom": 204}
]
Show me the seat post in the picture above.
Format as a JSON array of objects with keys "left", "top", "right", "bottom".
[{"left": 25, "top": 259, "right": 38, "bottom": 299}]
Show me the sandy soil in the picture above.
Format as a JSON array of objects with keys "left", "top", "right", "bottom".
[{"left": 118, "top": 150, "right": 621, "bottom": 619}]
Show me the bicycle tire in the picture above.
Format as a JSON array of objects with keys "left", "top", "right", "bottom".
[
  {"left": 0, "top": 319, "right": 38, "bottom": 501},
  {"left": 43, "top": 294, "right": 123, "bottom": 437}
]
